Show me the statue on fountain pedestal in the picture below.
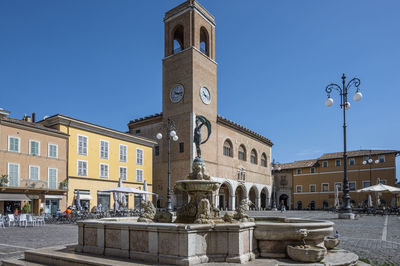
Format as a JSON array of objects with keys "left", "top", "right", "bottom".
[{"left": 190, "top": 115, "right": 211, "bottom": 180}]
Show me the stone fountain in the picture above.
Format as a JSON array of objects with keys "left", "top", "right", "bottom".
[{"left": 2, "top": 116, "right": 360, "bottom": 266}]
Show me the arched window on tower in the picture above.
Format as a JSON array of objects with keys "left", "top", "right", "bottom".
[
  {"left": 200, "top": 27, "right": 209, "bottom": 56},
  {"left": 173, "top": 25, "right": 184, "bottom": 54},
  {"left": 238, "top": 145, "right": 246, "bottom": 161},
  {"left": 223, "top": 139, "right": 233, "bottom": 157},
  {"left": 250, "top": 149, "right": 258, "bottom": 164}
]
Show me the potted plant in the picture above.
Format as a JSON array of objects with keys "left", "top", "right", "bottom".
[
  {"left": 22, "top": 202, "right": 31, "bottom": 214},
  {"left": 59, "top": 179, "right": 68, "bottom": 190},
  {"left": 287, "top": 229, "right": 327, "bottom": 263},
  {"left": 0, "top": 174, "right": 8, "bottom": 186}
]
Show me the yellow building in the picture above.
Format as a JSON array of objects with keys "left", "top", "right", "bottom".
[{"left": 40, "top": 115, "right": 156, "bottom": 210}]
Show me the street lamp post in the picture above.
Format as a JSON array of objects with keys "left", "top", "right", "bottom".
[
  {"left": 271, "top": 161, "right": 281, "bottom": 211},
  {"left": 156, "top": 118, "right": 179, "bottom": 213},
  {"left": 362, "top": 151, "right": 380, "bottom": 186},
  {"left": 325, "top": 73, "right": 363, "bottom": 218}
]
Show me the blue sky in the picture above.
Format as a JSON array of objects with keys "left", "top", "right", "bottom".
[{"left": 1, "top": 1, "right": 399, "bottom": 179}]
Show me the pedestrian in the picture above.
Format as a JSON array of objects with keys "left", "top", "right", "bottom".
[
  {"left": 280, "top": 204, "right": 286, "bottom": 213},
  {"left": 98, "top": 203, "right": 102, "bottom": 212},
  {"left": 84, "top": 201, "right": 89, "bottom": 212}
]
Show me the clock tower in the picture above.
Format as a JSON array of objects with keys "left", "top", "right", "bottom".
[{"left": 162, "top": 0, "right": 218, "bottom": 165}]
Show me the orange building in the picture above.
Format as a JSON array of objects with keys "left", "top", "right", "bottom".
[
  {"left": 0, "top": 110, "right": 68, "bottom": 215},
  {"left": 279, "top": 150, "right": 399, "bottom": 210}
]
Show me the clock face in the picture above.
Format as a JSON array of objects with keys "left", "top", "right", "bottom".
[
  {"left": 200, "top": 86, "right": 211, "bottom": 105},
  {"left": 170, "top": 84, "right": 184, "bottom": 103}
]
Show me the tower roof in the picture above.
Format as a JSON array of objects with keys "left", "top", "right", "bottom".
[{"left": 164, "top": 0, "right": 215, "bottom": 26}]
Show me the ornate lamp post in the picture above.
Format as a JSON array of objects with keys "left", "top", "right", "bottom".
[
  {"left": 325, "top": 74, "right": 363, "bottom": 218},
  {"left": 271, "top": 161, "right": 281, "bottom": 211},
  {"left": 156, "top": 118, "right": 179, "bottom": 212}
]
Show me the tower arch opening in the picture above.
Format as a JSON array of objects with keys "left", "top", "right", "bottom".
[
  {"left": 200, "top": 27, "right": 209, "bottom": 56},
  {"left": 172, "top": 25, "right": 184, "bottom": 54}
]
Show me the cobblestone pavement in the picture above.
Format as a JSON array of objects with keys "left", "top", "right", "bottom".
[
  {"left": 249, "top": 211, "right": 400, "bottom": 265},
  {"left": 1, "top": 212, "right": 399, "bottom": 265},
  {"left": 0, "top": 224, "right": 77, "bottom": 262}
]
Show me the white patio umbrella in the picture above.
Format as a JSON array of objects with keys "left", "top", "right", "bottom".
[
  {"left": 143, "top": 181, "right": 149, "bottom": 201},
  {"left": 100, "top": 186, "right": 155, "bottom": 194},
  {"left": 113, "top": 192, "right": 119, "bottom": 211},
  {"left": 357, "top": 183, "right": 400, "bottom": 193},
  {"left": 334, "top": 184, "right": 340, "bottom": 209},
  {"left": 368, "top": 194, "right": 373, "bottom": 208}
]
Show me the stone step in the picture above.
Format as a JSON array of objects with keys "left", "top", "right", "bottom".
[
  {"left": 2, "top": 258, "right": 43, "bottom": 266},
  {"left": 13, "top": 245, "right": 157, "bottom": 266}
]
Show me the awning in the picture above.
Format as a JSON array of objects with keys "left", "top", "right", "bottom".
[
  {"left": 0, "top": 193, "right": 31, "bottom": 201},
  {"left": 45, "top": 195, "right": 64, "bottom": 200},
  {"left": 78, "top": 195, "right": 93, "bottom": 200}
]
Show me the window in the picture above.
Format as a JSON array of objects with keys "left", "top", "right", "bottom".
[
  {"left": 296, "top": 169, "right": 302, "bottom": 174},
  {"left": 349, "top": 158, "right": 355, "bottom": 166},
  {"left": 238, "top": 145, "right": 246, "bottom": 161},
  {"left": 8, "top": 136, "right": 20, "bottom": 152},
  {"left": 379, "top": 179, "right": 387, "bottom": 185},
  {"left": 136, "top": 149, "right": 143, "bottom": 165},
  {"left": 77, "top": 160, "right": 88, "bottom": 176},
  {"left": 179, "top": 142, "right": 184, "bottom": 153},
  {"left": 8, "top": 163, "right": 19, "bottom": 186},
  {"left": 48, "top": 144, "right": 58, "bottom": 158},
  {"left": 296, "top": 185, "right": 302, "bottom": 193},
  {"left": 322, "top": 161, "right": 328, "bottom": 168},
  {"left": 310, "top": 167, "right": 315, "bottom": 173},
  {"left": 29, "top": 166, "right": 39, "bottom": 180},
  {"left": 155, "top": 146, "right": 160, "bottom": 156},
  {"left": 310, "top": 184, "right": 316, "bottom": 192},
  {"left": 29, "top": 140, "right": 40, "bottom": 156},
  {"left": 237, "top": 168, "right": 246, "bottom": 181},
  {"left": 78, "top": 135, "right": 88, "bottom": 156},
  {"left": 322, "top": 183, "right": 329, "bottom": 192},
  {"left": 100, "top": 164, "right": 108, "bottom": 178},
  {"left": 119, "top": 145, "right": 127, "bottom": 162},
  {"left": 223, "top": 139, "right": 233, "bottom": 157},
  {"left": 119, "top": 167, "right": 127, "bottom": 181},
  {"left": 250, "top": 149, "right": 257, "bottom": 164},
  {"left": 335, "top": 182, "right": 342, "bottom": 191},
  {"left": 48, "top": 168, "right": 57, "bottom": 189},
  {"left": 100, "top": 140, "right": 109, "bottom": 159},
  {"left": 335, "top": 159, "right": 341, "bottom": 167},
  {"left": 349, "top": 181, "right": 356, "bottom": 191},
  {"left": 378, "top": 155, "right": 385, "bottom": 163},
  {"left": 261, "top": 153, "right": 267, "bottom": 167},
  {"left": 136, "top": 169, "right": 143, "bottom": 182},
  {"left": 363, "top": 181, "right": 371, "bottom": 188}
]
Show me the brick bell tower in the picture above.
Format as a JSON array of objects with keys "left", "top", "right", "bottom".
[{"left": 162, "top": 1, "right": 218, "bottom": 172}]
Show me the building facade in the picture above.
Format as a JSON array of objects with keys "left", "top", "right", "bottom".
[
  {"left": 271, "top": 166, "right": 293, "bottom": 210},
  {"left": 283, "top": 150, "right": 399, "bottom": 210},
  {"left": 128, "top": 0, "right": 273, "bottom": 211},
  {"left": 0, "top": 110, "right": 68, "bottom": 215},
  {"left": 40, "top": 115, "right": 156, "bottom": 211}
]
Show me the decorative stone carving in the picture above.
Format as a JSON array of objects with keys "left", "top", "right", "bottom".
[
  {"left": 138, "top": 200, "right": 156, "bottom": 223},
  {"left": 194, "top": 199, "right": 212, "bottom": 224},
  {"left": 233, "top": 199, "right": 251, "bottom": 222},
  {"left": 188, "top": 158, "right": 210, "bottom": 180},
  {"left": 155, "top": 211, "right": 173, "bottom": 223}
]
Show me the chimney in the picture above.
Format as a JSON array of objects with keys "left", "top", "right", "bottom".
[{"left": 32, "top": 112, "right": 36, "bottom": 123}]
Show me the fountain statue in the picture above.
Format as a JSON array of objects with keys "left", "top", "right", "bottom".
[{"left": 175, "top": 115, "right": 223, "bottom": 224}]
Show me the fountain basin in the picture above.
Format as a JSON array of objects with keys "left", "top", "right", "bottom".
[
  {"left": 76, "top": 219, "right": 256, "bottom": 265},
  {"left": 253, "top": 217, "right": 334, "bottom": 258},
  {"left": 175, "top": 179, "right": 220, "bottom": 193}
]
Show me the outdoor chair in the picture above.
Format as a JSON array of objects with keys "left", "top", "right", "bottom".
[
  {"left": 36, "top": 214, "right": 45, "bottom": 226},
  {"left": 19, "top": 214, "right": 28, "bottom": 227},
  {"left": 0, "top": 215, "right": 5, "bottom": 228},
  {"left": 7, "top": 214, "right": 17, "bottom": 227},
  {"left": 26, "top": 215, "right": 36, "bottom": 227}
]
